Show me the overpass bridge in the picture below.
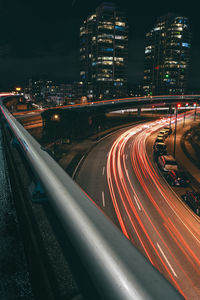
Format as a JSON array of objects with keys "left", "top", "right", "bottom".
[
  {"left": 11, "top": 94, "right": 200, "bottom": 117},
  {"left": 39, "top": 94, "right": 200, "bottom": 142},
  {"left": 0, "top": 94, "right": 196, "bottom": 299}
]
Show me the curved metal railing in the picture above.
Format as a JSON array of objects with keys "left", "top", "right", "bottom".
[{"left": 0, "top": 97, "right": 183, "bottom": 300}]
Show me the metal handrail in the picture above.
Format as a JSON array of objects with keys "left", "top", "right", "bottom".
[{"left": 0, "top": 98, "right": 183, "bottom": 300}]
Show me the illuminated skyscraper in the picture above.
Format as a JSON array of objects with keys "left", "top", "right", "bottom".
[
  {"left": 80, "top": 2, "right": 128, "bottom": 100},
  {"left": 143, "top": 14, "right": 191, "bottom": 95}
]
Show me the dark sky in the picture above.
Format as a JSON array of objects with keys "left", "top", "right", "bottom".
[{"left": 0, "top": 0, "right": 199, "bottom": 90}]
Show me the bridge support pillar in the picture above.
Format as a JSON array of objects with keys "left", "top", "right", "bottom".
[{"left": 137, "top": 107, "right": 141, "bottom": 117}]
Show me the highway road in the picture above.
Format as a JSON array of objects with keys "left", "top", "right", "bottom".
[{"left": 76, "top": 114, "right": 200, "bottom": 299}]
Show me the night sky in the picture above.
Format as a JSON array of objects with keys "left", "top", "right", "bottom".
[{"left": 0, "top": 0, "right": 199, "bottom": 90}]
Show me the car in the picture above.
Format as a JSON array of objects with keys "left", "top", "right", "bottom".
[
  {"left": 182, "top": 191, "right": 200, "bottom": 216},
  {"left": 154, "top": 142, "right": 167, "bottom": 159},
  {"left": 159, "top": 130, "right": 169, "bottom": 138},
  {"left": 163, "top": 126, "right": 172, "bottom": 135},
  {"left": 154, "top": 136, "right": 165, "bottom": 145},
  {"left": 165, "top": 170, "right": 190, "bottom": 186},
  {"left": 158, "top": 155, "right": 178, "bottom": 172},
  {"left": 157, "top": 133, "right": 166, "bottom": 140}
]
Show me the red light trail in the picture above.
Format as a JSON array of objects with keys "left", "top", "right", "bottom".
[{"left": 107, "top": 113, "right": 200, "bottom": 299}]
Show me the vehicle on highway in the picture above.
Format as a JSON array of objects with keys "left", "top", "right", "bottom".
[
  {"left": 163, "top": 126, "right": 172, "bottom": 135},
  {"left": 158, "top": 155, "right": 178, "bottom": 172},
  {"left": 165, "top": 170, "right": 190, "bottom": 186},
  {"left": 182, "top": 191, "right": 200, "bottom": 216},
  {"left": 154, "top": 142, "right": 167, "bottom": 159},
  {"left": 159, "top": 130, "right": 169, "bottom": 138},
  {"left": 154, "top": 136, "right": 165, "bottom": 145},
  {"left": 157, "top": 131, "right": 167, "bottom": 140}
]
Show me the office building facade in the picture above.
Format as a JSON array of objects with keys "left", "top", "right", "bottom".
[
  {"left": 143, "top": 14, "right": 191, "bottom": 95},
  {"left": 80, "top": 2, "right": 128, "bottom": 100}
]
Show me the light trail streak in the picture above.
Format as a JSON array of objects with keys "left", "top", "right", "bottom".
[
  {"left": 107, "top": 127, "right": 183, "bottom": 293},
  {"left": 102, "top": 166, "right": 105, "bottom": 175},
  {"left": 106, "top": 111, "right": 200, "bottom": 299},
  {"left": 157, "top": 243, "right": 178, "bottom": 278},
  {"left": 102, "top": 191, "right": 105, "bottom": 207}
]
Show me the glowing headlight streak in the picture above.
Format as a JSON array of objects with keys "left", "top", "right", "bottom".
[{"left": 106, "top": 111, "right": 200, "bottom": 299}]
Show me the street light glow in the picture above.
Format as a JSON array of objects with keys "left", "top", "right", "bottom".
[{"left": 52, "top": 114, "right": 60, "bottom": 121}]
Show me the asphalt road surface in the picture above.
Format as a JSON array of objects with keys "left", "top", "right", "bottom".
[{"left": 76, "top": 113, "right": 200, "bottom": 300}]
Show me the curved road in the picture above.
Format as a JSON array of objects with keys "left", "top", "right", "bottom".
[{"left": 76, "top": 115, "right": 200, "bottom": 299}]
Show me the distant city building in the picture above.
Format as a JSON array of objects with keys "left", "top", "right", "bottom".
[
  {"left": 143, "top": 13, "right": 191, "bottom": 95},
  {"left": 80, "top": 2, "right": 128, "bottom": 100},
  {"left": 25, "top": 77, "right": 87, "bottom": 105},
  {"left": 128, "top": 84, "right": 143, "bottom": 97},
  {"left": 73, "top": 81, "right": 85, "bottom": 101},
  {"left": 60, "top": 84, "right": 74, "bottom": 103}
]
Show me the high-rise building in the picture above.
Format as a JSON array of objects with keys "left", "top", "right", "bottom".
[
  {"left": 80, "top": 2, "right": 128, "bottom": 100},
  {"left": 143, "top": 13, "right": 191, "bottom": 95}
]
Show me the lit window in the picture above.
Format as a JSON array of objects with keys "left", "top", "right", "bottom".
[
  {"left": 153, "top": 27, "right": 162, "bottom": 31},
  {"left": 115, "top": 26, "right": 125, "bottom": 31},
  {"left": 114, "top": 82, "right": 123, "bottom": 86},
  {"left": 114, "top": 57, "right": 123, "bottom": 62},
  {"left": 115, "top": 22, "right": 125, "bottom": 27},
  {"left": 145, "top": 46, "right": 152, "bottom": 54},
  {"left": 87, "top": 14, "right": 96, "bottom": 22},
  {"left": 80, "top": 30, "right": 87, "bottom": 36},
  {"left": 101, "top": 69, "right": 112, "bottom": 74},
  {"left": 98, "top": 34, "right": 114, "bottom": 39},
  {"left": 182, "top": 42, "right": 190, "bottom": 48},
  {"left": 180, "top": 64, "right": 187, "bottom": 68},
  {"left": 102, "top": 48, "right": 113, "bottom": 52},
  {"left": 115, "top": 61, "right": 124, "bottom": 66},
  {"left": 116, "top": 45, "right": 124, "bottom": 49},
  {"left": 102, "top": 61, "right": 113, "bottom": 65},
  {"left": 146, "top": 32, "right": 152, "bottom": 37},
  {"left": 175, "top": 35, "right": 182, "bottom": 39},
  {"left": 98, "top": 38, "right": 113, "bottom": 44},
  {"left": 115, "top": 35, "right": 127, "bottom": 40},
  {"left": 102, "top": 21, "right": 113, "bottom": 25},
  {"left": 97, "top": 78, "right": 112, "bottom": 81},
  {"left": 100, "top": 56, "right": 113, "bottom": 61},
  {"left": 98, "top": 25, "right": 113, "bottom": 30}
]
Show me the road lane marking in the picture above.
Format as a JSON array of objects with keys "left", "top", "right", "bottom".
[
  {"left": 102, "top": 166, "right": 105, "bottom": 175},
  {"left": 72, "top": 154, "right": 85, "bottom": 179},
  {"left": 102, "top": 191, "right": 105, "bottom": 207},
  {"left": 134, "top": 196, "right": 142, "bottom": 211},
  {"left": 126, "top": 154, "right": 128, "bottom": 160},
  {"left": 157, "top": 243, "right": 178, "bottom": 278}
]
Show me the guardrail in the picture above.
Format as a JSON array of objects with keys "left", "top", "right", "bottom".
[{"left": 0, "top": 97, "right": 183, "bottom": 300}]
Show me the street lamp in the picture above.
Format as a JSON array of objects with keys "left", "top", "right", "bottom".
[
  {"left": 194, "top": 102, "right": 197, "bottom": 121},
  {"left": 15, "top": 87, "right": 22, "bottom": 94},
  {"left": 183, "top": 102, "right": 188, "bottom": 128},
  {"left": 168, "top": 105, "right": 172, "bottom": 129},
  {"left": 173, "top": 103, "right": 181, "bottom": 158}
]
